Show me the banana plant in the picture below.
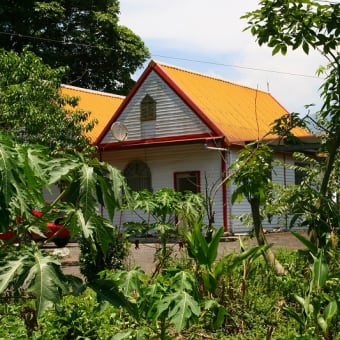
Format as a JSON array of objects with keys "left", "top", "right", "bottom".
[{"left": 184, "top": 223, "right": 268, "bottom": 297}]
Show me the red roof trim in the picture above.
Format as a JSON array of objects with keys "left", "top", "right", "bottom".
[
  {"left": 96, "top": 60, "right": 227, "bottom": 145},
  {"left": 152, "top": 63, "right": 227, "bottom": 139},
  {"left": 99, "top": 133, "right": 223, "bottom": 150}
]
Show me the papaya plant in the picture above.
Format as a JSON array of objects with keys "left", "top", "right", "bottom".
[
  {"left": 0, "top": 132, "right": 129, "bottom": 323},
  {"left": 90, "top": 267, "right": 201, "bottom": 339},
  {"left": 125, "top": 188, "right": 205, "bottom": 274}
]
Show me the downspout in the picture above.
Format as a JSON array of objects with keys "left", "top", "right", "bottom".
[
  {"left": 99, "top": 148, "right": 104, "bottom": 217},
  {"left": 221, "top": 147, "right": 228, "bottom": 232},
  {"left": 283, "top": 153, "right": 288, "bottom": 231}
]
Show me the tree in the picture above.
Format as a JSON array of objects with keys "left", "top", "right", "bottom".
[
  {"left": 243, "top": 0, "right": 340, "bottom": 247},
  {"left": 0, "top": 48, "right": 95, "bottom": 151},
  {"left": 0, "top": 0, "right": 150, "bottom": 95},
  {"left": 230, "top": 143, "right": 286, "bottom": 275}
]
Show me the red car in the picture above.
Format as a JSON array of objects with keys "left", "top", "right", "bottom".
[{"left": 0, "top": 209, "right": 70, "bottom": 247}]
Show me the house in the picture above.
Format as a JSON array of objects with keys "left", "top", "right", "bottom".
[{"left": 61, "top": 61, "right": 318, "bottom": 234}]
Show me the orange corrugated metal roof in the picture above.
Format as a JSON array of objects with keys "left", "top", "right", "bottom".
[
  {"left": 154, "top": 62, "right": 311, "bottom": 144},
  {"left": 61, "top": 85, "right": 125, "bottom": 144}
]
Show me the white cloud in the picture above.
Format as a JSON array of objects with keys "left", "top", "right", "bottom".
[
  {"left": 120, "top": 0, "right": 256, "bottom": 52},
  {"left": 119, "top": 0, "right": 327, "bottom": 114}
]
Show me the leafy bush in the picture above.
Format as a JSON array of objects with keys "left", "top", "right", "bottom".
[
  {"left": 35, "top": 289, "right": 137, "bottom": 339},
  {"left": 79, "top": 231, "right": 130, "bottom": 282}
]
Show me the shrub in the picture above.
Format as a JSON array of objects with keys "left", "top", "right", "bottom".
[{"left": 79, "top": 231, "right": 129, "bottom": 282}]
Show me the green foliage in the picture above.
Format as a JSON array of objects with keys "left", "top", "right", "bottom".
[
  {"left": 267, "top": 153, "right": 339, "bottom": 249},
  {"left": 0, "top": 48, "right": 95, "bottom": 150},
  {"left": 79, "top": 231, "right": 129, "bottom": 282},
  {"left": 284, "top": 252, "right": 339, "bottom": 337},
  {"left": 2, "top": 245, "right": 337, "bottom": 339},
  {"left": 230, "top": 142, "right": 273, "bottom": 205},
  {"left": 126, "top": 188, "right": 205, "bottom": 230},
  {"left": 185, "top": 223, "right": 268, "bottom": 298},
  {"left": 271, "top": 112, "right": 309, "bottom": 145},
  {"left": 0, "top": 244, "right": 74, "bottom": 318},
  {"left": 36, "top": 289, "right": 140, "bottom": 339},
  {"left": 0, "top": 0, "right": 150, "bottom": 94},
  {"left": 243, "top": 0, "right": 340, "bottom": 248},
  {"left": 228, "top": 142, "right": 286, "bottom": 274},
  {"left": 91, "top": 267, "right": 201, "bottom": 338},
  {"left": 185, "top": 223, "right": 224, "bottom": 271},
  {"left": 243, "top": 0, "right": 339, "bottom": 56},
  {"left": 125, "top": 188, "right": 206, "bottom": 273},
  {"left": 0, "top": 132, "right": 128, "bottom": 318}
]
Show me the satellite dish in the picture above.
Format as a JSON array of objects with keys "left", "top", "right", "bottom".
[{"left": 111, "top": 122, "right": 128, "bottom": 141}]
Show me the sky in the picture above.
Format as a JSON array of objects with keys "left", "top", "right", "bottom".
[{"left": 118, "top": 0, "right": 332, "bottom": 115}]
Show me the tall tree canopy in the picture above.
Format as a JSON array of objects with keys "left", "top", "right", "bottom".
[
  {"left": 243, "top": 0, "right": 339, "bottom": 247},
  {"left": 0, "top": 0, "right": 150, "bottom": 95},
  {"left": 0, "top": 48, "right": 95, "bottom": 151},
  {"left": 243, "top": 0, "right": 339, "bottom": 195}
]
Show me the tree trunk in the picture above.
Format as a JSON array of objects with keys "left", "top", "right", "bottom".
[{"left": 250, "top": 198, "right": 286, "bottom": 275}]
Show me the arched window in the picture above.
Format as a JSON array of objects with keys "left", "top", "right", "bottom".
[
  {"left": 123, "top": 160, "right": 152, "bottom": 191},
  {"left": 140, "top": 94, "right": 156, "bottom": 121}
]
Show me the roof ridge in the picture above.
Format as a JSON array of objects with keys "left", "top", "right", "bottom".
[
  {"left": 61, "top": 84, "right": 125, "bottom": 99},
  {"left": 153, "top": 60, "right": 270, "bottom": 95}
]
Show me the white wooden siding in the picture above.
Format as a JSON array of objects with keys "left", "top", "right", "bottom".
[
  {"left": 43, "top": 184, "right": 60, "bottom": 203},
  {"left": 227, "top": 151, "right": 298, "bottom": 233},
  {"left": 101, "top": 71, "right": 212, "bottom": 144},
  {"left": 226, "top": 150, "right": 250, "bottom": 233},
  {"left": 101, "top": 144, "right": 225, "bottom": 230}
]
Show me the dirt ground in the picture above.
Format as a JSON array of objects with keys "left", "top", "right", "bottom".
[{"left": 52, "top": 230, "right": 308, "bottom": 278}]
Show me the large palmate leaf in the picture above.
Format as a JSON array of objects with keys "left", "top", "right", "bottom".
[
  {"left": 68, "top": 209, "right": 95, "bottom": 242},
  {"left": 158, "top": 291, "right": 200, "bottom": 332},
  {"left": 90, "top": 279, "right": 139, "bottom": 319},
  {"left": 0, "top": 137, "right": 15, "bottom": 207},
  {"left": 62, "top": 158, "right": 127, "bottom": 225},
  {"left": 26, "top": 251, "right": 68, "bottom": 317},
  {"left": 0, "top": 246, "right": 68, "bottom": 317},
  {"left": 78, "top": 164, "right": 97, "bottom": 221},
  {"left": 45, "top": 157, "right": 80, "bottom": 187},
  {"left": 112, "top": 268, "right": 147, "bottom": 297},
  {"left": 102, "top": 164, "right": 128, "bottom": 220},
  {"left": 0, "top": 256, "right": 28, "bottom": 294},
  {"left": 171, "top": 271, "right": 197, "bottom": 293}
]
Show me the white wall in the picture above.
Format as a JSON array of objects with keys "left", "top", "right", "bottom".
[
  {"left": 101, "top": 143, "right": 225, "bottom": 230},
  {"left": 227, "top": 151, "right": 298, "bottom": 233}
]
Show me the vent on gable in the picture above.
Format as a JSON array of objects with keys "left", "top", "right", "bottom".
[{"left": 140, "top": 94, "right": 156, "bottom": 121}]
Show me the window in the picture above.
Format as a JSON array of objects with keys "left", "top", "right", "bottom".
[
  {"left": 140, "top": 94, "right": 156, "bottom": 121},
  {"left": 174, "top": 171, "right": 200, "bottom": 194},
  {"left": 123, "top": 160, "right": 152, "bottom": 191},
  {"left": 295, "top": 162, "right": 307, "bottom": 185}
]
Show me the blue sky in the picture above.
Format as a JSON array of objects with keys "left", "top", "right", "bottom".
[{"left": 118, "top": 0, "right": 332, "bottom": 115}]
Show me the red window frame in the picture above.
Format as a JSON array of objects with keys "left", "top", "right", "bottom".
[{"left": 174, "top": 171, "right": 200, "bottom": 193}]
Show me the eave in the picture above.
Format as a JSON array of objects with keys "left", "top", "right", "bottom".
[{"left": 98, "top": 133, "right": 224, "bottom": 151}]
